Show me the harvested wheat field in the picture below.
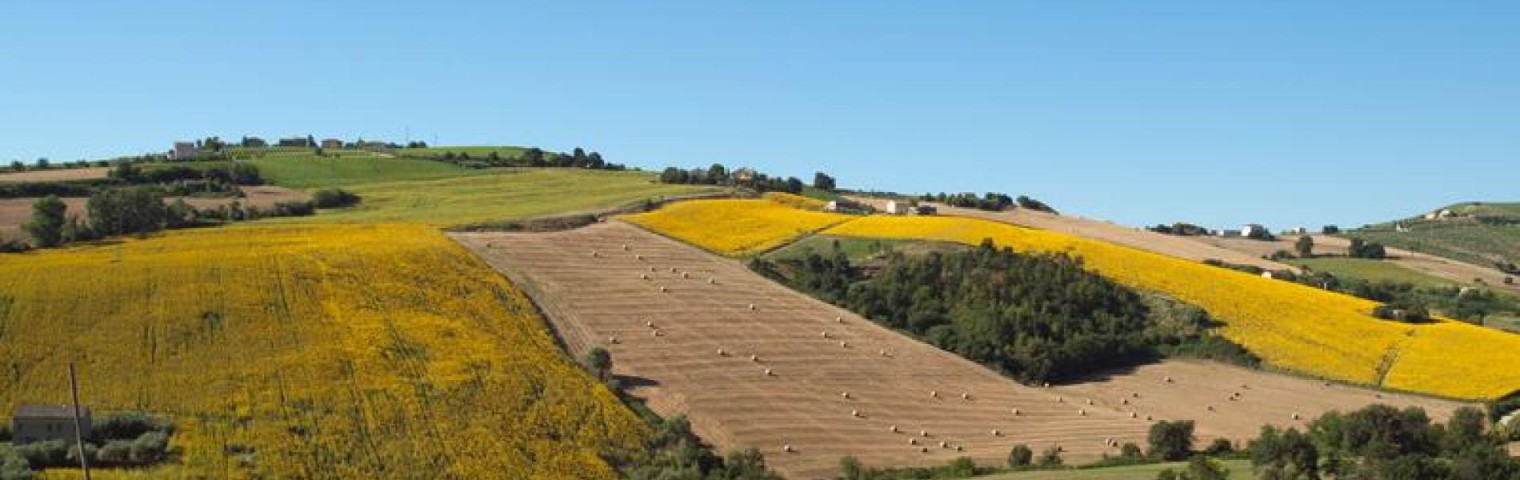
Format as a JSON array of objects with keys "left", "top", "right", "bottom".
[
  {"left": 0, "top": 167, "right": 110, "bottom": 183},
  {"left": 454, "top": 221, "right": 1464, "bottom": 479},
  {"left": 849, "top": 197, "right": 1291, "bottom": 272},
  {"left": 1193, "top": 235, "right": 1520, "bottom": 293}
]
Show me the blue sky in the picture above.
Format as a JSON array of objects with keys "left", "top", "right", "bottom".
[{"left": 1, "top": 1, "right": 1515, "bottom": 229}]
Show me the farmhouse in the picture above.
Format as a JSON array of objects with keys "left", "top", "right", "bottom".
[
  {"left": 1217, "top": 229, "right": 1242, "bottom": 238},
  {"left": 11, "top": 404, "right": 91, "bottom": 445},
  {"left": 1241, "top": 224, "right": 1268, "bottom": 239},
  {"left": 884, "top": 200, "right": 908, "bottom": 215},
  {"left": 320, "top": 138, "right": 344, "bottom": 149},
  {"left": 170, "top": 141, "right": 198, "bottom": 160}
]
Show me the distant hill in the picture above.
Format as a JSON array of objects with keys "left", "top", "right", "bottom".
[{"left": 1350, "top": 202, "right": 1520, "bottom": 270}]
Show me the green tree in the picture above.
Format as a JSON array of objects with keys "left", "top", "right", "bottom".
[
  {"left": 583, "top": 347, "right": 612, "bottom": 381},
  {"left": 838, "top": 456, "right": 865, "bottom": 480},
  {"left": 1008, "top": 444, "right": 1033, "bottom": 467},
  {"left": 22, "top": 195, "right": 67, "bottom": 247},
  {"left": 1295, "top": 235, "right": 1314, "bottom": 257},
  {"left": 87, "top": 188, "right": 167, "bottom": 237},
  {"left": 1181, "top": 456, "right": 1229, "bottom": 480},
  {"left": 1148, "top": 420, "right": 1196, "bottom": 461},
  {"left": 813, "top": 172, "right": 837, "bottom": 191}
]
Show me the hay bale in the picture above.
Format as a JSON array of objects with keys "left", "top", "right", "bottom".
[
  {"left": 716, "top": 348, "right": 726, "bottom": 356},
  {"left": 879, "top": 349, "right": 890, "bottom": 357},
  {"left": 708, "top": 277, "right": 716, "bottom": 284},
  {"left": 908, "top": 438, "right": 917, "bottom": 445},
  {"left": 748, "top": 304, "right": 756, "bottom": 311},
  {"left": 1164, "top": 376, "right": 1174, "bottom": 383},
  {"left": 659, "top": 286, "right": 668, "bottom": 293},
  {"left": 640, "top": 273, "right": 649, "bottom": 280},
  {"left": 930, "top": 390, "right": 939, "bottom": 398},
  {"left": 609, "top": 336, "right": 619, "bottom": 344},
  {"left": 1207, "top": 405, "right": 1215, "bottom": 412},
  {"left": 991, "top": 429, "right": 1001, "bottom": 436},
  {"left": 835, "top": 316, "right": 843, "bottom": 323},
  {"left": 682, "top": 272, "right": 690, "bottom": 279},
  {"left": 938, "top": 441, "right": 947, "bottom": 448},
  {"left": 1292, "top": 412, "right": 1302, "bottom": 420},
  {"left": 1086, "top": 399, "right": 1093, "bottom": 406},
  {"left": 621, "top": 244, "right": 629, "bottom": 251},
  {"left": 591, "top": 250, "right": 599, "bottom": 257},
  {"left": 750, "top": 354, "right": 760, "bottom": 362},
  {"left": 955, "top": 445, "right": 963, "bottom": 452},
  {"left": 1079, "top": 409, "right": 1087, "bottom": 416},
  {"left": 646, "top": 320, "right": 655, "bottom": 328},
  {"left": 1122, "top": 398, "right": 1129, "bottom": 405},
  {"left": 841, "top": 391, "right": 851, "bottom": 399},
  {"left": 651, "top": 330, "right": 662, "bottom": 337},
  {"left": 1011, "top": 408, "right": 1021, "bottom": 416},
  {"left": 1146, "top": 415, "right": 1153, "bottom": 421},
  {"left": 1130, "top": 412, "right": 1138, "bottom": 419},
  {"left": 782, "top": 444, "right": 793, "bottom": 453},
  {"left": 669, "top": 267, "right": 678, "bottom": 273},
  {"left": 920, "top": 447, "right": 929, "bottom": 453},
  {"left": 764, "top": 368, "right": 774, "bottom": 376},
  {"left": 1056, "top": 396, "right": 1064, "bottom": 403},
  {"left": 820, "top": 331, "right": 829, "bottom": 338},
  {"left": 636, "top": 254, "right": 644, "bottom": 261},
  {"left": 919, "top": 430, "right": 928, "bottom": 437},
  {"left": 890, "top": 425, "right": 899, "bottom": 433},
  {"left": 839, "top": 341, "right": 848, "bottom": 348},
  {"left": 851, "top": 409, "right": 860, "bottom": 418},
  {"left": 961, "top": 392, "right": 971, "bottom": 400}
]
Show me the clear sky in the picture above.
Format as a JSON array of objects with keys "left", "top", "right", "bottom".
[{"left": 1, "top": 1, "right": 1515, "bottom": 229}]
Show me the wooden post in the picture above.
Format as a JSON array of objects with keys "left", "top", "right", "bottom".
[{"left": 68, "top": 363, "right": 92, "bottom": 480}]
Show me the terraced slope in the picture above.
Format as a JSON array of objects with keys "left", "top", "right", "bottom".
[{"left": 453, "top": 222, "right": 1465, "bottom": 479}]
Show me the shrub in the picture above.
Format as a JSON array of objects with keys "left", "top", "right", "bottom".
[
  {"left": 944, "top": 457, "right": 977, "bottom": 477},
  {"left": 1203, "top": 438, "right": 1235, "bottom": 456},
  {"left": 1038, "top": 445, "right": 1063, "bottom": 466},
  {"left": 0, "top": 240, "right": 30, "bottom": 254},
  {"left": 91, "top": 411, "right": 173, "bottom": 443},
  {"left": 310, "top": 188, "right": 360, "bottom": 208},
  {"left": 1121, "top": 442, "right": 1144, "bottom": 459},
  {"left": 1008, "top": 444, "right": 1033, "bottom": 467},
  {"left": 1148, "top": 420, "right": 1196, "bottom": 461},
  {"left": 270, "top": 201, "right": 315, "bottom": 217},
  {"left": 15, "top": 440, "right": 69, "bottom": 469},
  {"left": 22, "top": 195, "right": 67, "bottom": 248},
  {"left": 0, "top": 444, "right": 30, "bottom": 480},
  {"left": 1506, "top": 276, "right": 1514, "bottom": 286},
  {"left": 128, "top": 431, "right": 169, "bottom": 464}
]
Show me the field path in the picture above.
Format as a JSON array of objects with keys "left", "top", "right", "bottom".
[{"left": 453, "top": 221, "right": 1468, "bottom": 479}]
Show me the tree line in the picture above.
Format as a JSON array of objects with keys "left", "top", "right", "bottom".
[
  {"left": 407, "top": 147, "right": 631, "bottom": 171},
  {"left": 657, "top": 163, "right": 838, "bottom": 196},
  {"left": 12, "top": 187, "right": 360, "bottom": 252},
  {"left": 750, "top": 239, "right": 1254, "bottom": 384},
  {"left": 918, "top": 192, "right": 1058, "bottom": 213}
]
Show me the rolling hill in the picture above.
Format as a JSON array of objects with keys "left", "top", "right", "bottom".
[{"left": 1350, "top": 202, "right": 1520, "bottom": 270}]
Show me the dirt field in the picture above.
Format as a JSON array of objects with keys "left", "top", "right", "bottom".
[
  {"left": 0, "top": 186, "right": 307, "bottom": 240},
  {"left": 0, "top": 167, "right": 109, "bottom": 183},
  {"left": 1192, "top": 235, "right": 1520, "bottom": 293},
  {"left": 454, "top": 221, "right": 1468, "bottom": 479},
  {"left": 848, "top": 197, "right": 1292, "bottom": 272}
]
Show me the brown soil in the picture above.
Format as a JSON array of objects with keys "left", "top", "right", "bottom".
[
  {"left": 453, "top": 221, "right": 1468, "bottom": 479},
  {"left": 0, "top": 167, "right": 110, "bottom": 183}
]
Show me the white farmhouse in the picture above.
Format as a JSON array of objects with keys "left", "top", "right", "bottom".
[
  {"left": 884, "top": 200, "right": 908, "bottom": 215},
  {"left": 171, "top": 141, "right": 198, "bottom": 160}
]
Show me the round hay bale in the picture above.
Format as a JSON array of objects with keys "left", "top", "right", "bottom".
[
  {"left": 1164, "top": 376, "right": 1173, "bottom": 383},
  {"left": 764, "top": 368, "right": 774, "bottom": 376},
  {"left": 919, "top": 430, "right": 928, "bottom": 437},
  {"left": 716, "top": 348, "right": 726, "bottom": 356},
  {"left": 1056, "top": 396, "right": 1064, "bottom": 403},
  {"left": 748, "top": 304, "right": 756, "bottom": 311},
  {"left": 961, "top": 392, "right": 971, "bottom": 400},
  {"left": 1292, "top": 412, "right": 1302, "bottom": 420},
  {"left": 835, "top": 316, "right": 843, "bottom": 323},
  {"left": 938, "top": 441, "right": 947, "bottom": 448},
  {"left": 908, "top": 438, "right": 917, "bottom": 445},
  {"left": 621, "top": 244, "right": 629, "bottom": 251},
  {"left": 839, "top": 341, "right": 848, "bottom": 348},
  {"left": 651, "top": 330, "right": 662, "bottom": 337},
  {"left": 640, "top": 274, "right": 648, "bottom": 280},
  {"left": 670, "top": 267, "right": 678, "bottom": 273},
  {"left": 1130, "top": 412, "right": 1138, "bottom": 419},
  {"left": 930, "top": 390, "right": 938, "bottom": 398},
  {"left": 1043, "top": 382, "right": 1051, "bottom": 388},
  {"left": 609, "top": 336, "right": 619, "bottom": 344},
  {"left": 750, "top": 354, "right": 759, "bottom": 362},
  {"left": 659, "top": 286, "right": 668, "bottom": 293},
  {"left": 890, "top": 425, "right": 898, "bottom": 433},
  {"left": 991, "top": 429, "right": 1001, "bottom": 436},
  {"left": 841, "top": 391, "right": 850, "bottom": 399},
  {"left": 851, "top": 409, "right": 860, "bottom": 417},
  {"left": 920, "top": 447, "right": 928, "bottom": 453},
  {"left": 645, "top": 320, "right": 655, "bottom": 328},
  {"left": 1122, "top": 398, "right": 1129, "bottom": 405},
  {"left": 820, "top": 331, "right": 829, "bottom": 338},
  {"left": 1012, "top": 408, "right": 1021, "bottom": 416},
  {"left": 782, "top": 444, "right": 793, "bottom": 453},
  {"left": 1086, "top": 399, "right": 1093, "bottom": 406},
  {"left": 708, "top": 277, "right": 716, "bottom": 284},
  {"left": 636, "top": 254, "right": 644, "bottom": 261},
  {"left": 591, "top": 250, "right": 599, "bottom": 257},
  {"left": 879, "top": 349, "right": 890, "bottom": 357},
  {"left": 648, "top": 266, "right": 656, "bottom": 272},
  {"left": 1146, "top": 415, "right": 1153, "bottom": 421},
  {"left": 956, "top": 445, "right": 963, "bottom": 452},
  {"left": 682, "top": 272, "right": 690, "bottom": 279},
  {"left": 1079, "top": 409, "right": 1087, "bottom": 416}
]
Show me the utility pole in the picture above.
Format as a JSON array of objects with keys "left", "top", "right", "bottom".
[{"left": 68, "top": 363, "right": 92, "bottom": 480}]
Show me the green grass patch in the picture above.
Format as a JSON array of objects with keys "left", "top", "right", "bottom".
[
  {"left": 397, "top": 146, "right": 530, "bottom": 159},
  {"left": 1288, "top": 257, "right": 1457, "bottom": 289},
  {"left": 966, "top": 459, "right": 1252, "bottom": 480},
  {"left": 247, "top": 154, "right": 480, "bottom": 188},
  {"left": 278, "top": 168, "right": 717, "bottom": 226},
  {"left": 764, "top": 234, "right": 968, "bottom": 263}
]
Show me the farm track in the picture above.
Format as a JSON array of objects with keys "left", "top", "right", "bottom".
[{"left": 454, "top": 221, "right": 1469, "bottom": 479}]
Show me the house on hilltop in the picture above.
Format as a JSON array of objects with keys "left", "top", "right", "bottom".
[
  {"left": 170, "top": 141, "right": 198, "bottom": 160},
  {"left": 12, "top": 404, "right": 91, "bottom": 445},
  {"left": 884, "top": 200, "right": 908, "bottom": 215},
  {"left": 320, "top": 138, "right": 344, "bottom": 150}
]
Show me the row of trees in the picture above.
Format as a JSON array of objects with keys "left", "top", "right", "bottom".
[
  {"left": 918, "top": 192, "right": 1058, "bottom": 213},
  {"left": 1248, "top": 404, "right": 1516, "bottom": 479},
  {"left": 1347, "top": 237, "right": 1388, "bottom": 259},
  {"left": 0, "top": 411, "right": 175, "bottom": 476},
  {"left": 753, "top": 239, "right": 1189, "bottom": 383},
  {"left": 15, "top": 187, "right": 360, "bottom": 252},
  {"left": 417, "top": 147, "right": 629, "bottom": 171},
  {"left": 658, "top": 163, "right": 836, "bottom": 195}
]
